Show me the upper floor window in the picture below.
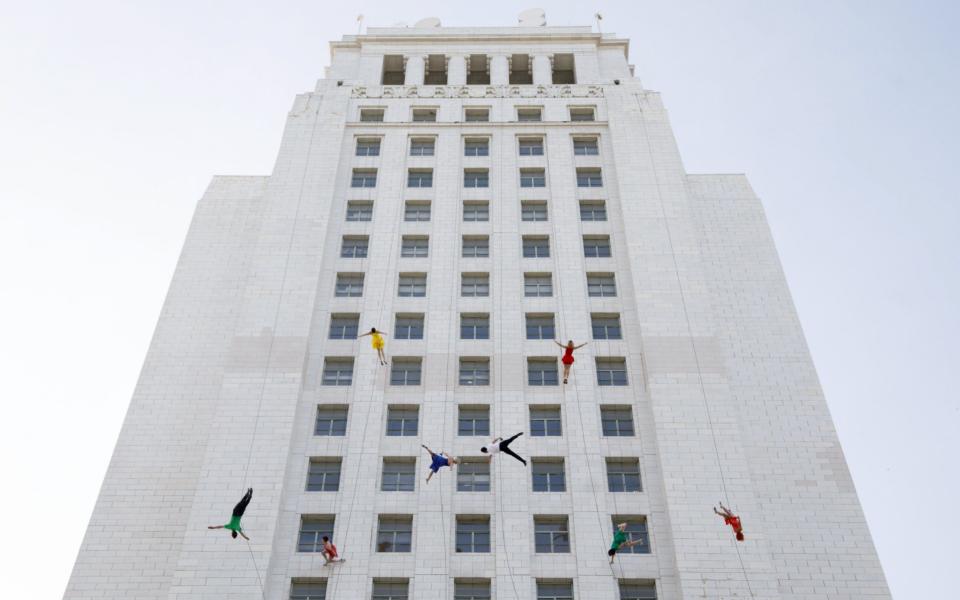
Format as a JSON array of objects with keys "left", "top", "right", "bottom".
[
  {"left": 407, "top": 169, "right": 433, "bottom": 188},
  {"left": 519, "top": 137, "right": 545, "bottom": 156},
  {"left": 457, "top": 459, "right": 490, "bottom": 492},
  {"left": 510, "top": 54, "right": 532, "bottom": 85},
  {"left": 386, "top": 405, "right": 419, "bottom": 436},
  {"left": 297, "top": 515, "right": 335, "bottom": 553},
  {"left": 459, "top": 360, "right": 491, "bottom": 387},
  {"left": 591, "top": 314, "right": 623, "bottom": 340},
  {"left": 570, "top": 107, "right": 595, "bottom": 122},
  {"left": 376, "top": 515, "right": 413, "bottom": 552},
  {"left": 583, "top": 235, "right": 612, "bottom": 258},
  {"left": 424, "top": 54, "right": 447, "bottom": 85},
  {"left": 517, "top": 107, "right": 542, "bottom": 122},
  {"left": 465, "top": 107, "right": 489, "bottom": 122},
  {"left": 329, "top": 313, "right": 359, "bottom": 340},
  {"left": 580, "top": 200, "right": 607, "bottom": 221},
  {"left": 340, "top": 236, "right": 368, "bottom": 258},
  {"left": 334, "top": 273, "right": 363, "bottom": 297},
  {"left": 410, "top": 138, "right": 435, "bottom": 156},
  {"left": 455, "top": 516, "right": 491, "bottom": 553},
  {"left": 455, "top": 579, "right": 491, "bottom": 600},
  {"left": 528, "top": 358, "right": 559, "bottom": 386},
  {"left": 601, "top": 406, "right": 635, "bottom": 437},
  {"left": 398, "top": 273, "right": 426, "bottom": 297},
  {"left": 373, "top": 579, "right": 410, "bottom": 600},
  {"left": 521, "top": 201, "right": 548, "bottom": 222},
  {"left": 460, "top": 314, "right": 490, "bottom": 340},
  {"left": 574, "top": 137, "right": 599, "bottom": 156},
  {"left": 610, "top": 516, "right": 650, "bottom": 554},
  {"left": 314, "top": 405, "right": 347, "bottom": 436},
  {"left": 465, "top": 138, "right": 489, "bottom": 157},
  {"left": 360, "top": 107, "right": 385, "bottom": 122},
  {"left": 577, "top": 168, "right": 603, "bottom": 188},
  {"left": 520, "top": 168, "right": 546, "bottom": 188},
  {"left": 587, "top": 273, "right": 617, "bottom": 297},
  {"left": 404, "top": 201, "right": 431, "bottom": 222},
  {"left": 381, "top": 55, "right": 405, "bottom": 85},
  {"left": 530, "top": 405, "right": 562, "bottom": 437},
  {"left": 390, "top": 358, "right": 422, "bottom": 386},
  {"left": 351, "top": 169, "right": 377, "bottom": 188},
  {"left": 458, "top": 405, "right": 491, "bottom": 433},
  {"left": 538, "top": 580, "right": 574, "bottom": 600},
  {"left": 525, "top": 314, "right": 555, "bottom": 340},
  {"left": 596, "top": 357, "right": 628, "bottom": 386},
  {"left": 290, "top": 580, "right": 327, "bottom": 600},
  {"left": 524, "top": 273, "right": 553, "bottom": 297},
  {"left": 401, "top": 235, "right": 429, "bottom": 258},
  {"left": 346, "top": 200, "right": 372, "bottom": 222},
  {"left": 464, "top": 169, "right": 490, "bottom": 188},
  {"left": 618, "top": 580, "right": 658, "bottom": 600},
  {"left": 552, "top": 53, "right": 576, "bottom": 84},
  {"left": 462, "top": 236, "right": 490, "bottom": 258},
  {"left": 394, "top": 314, "right": 424, "bottom": 340},
  {"left": 467, "top": 54, "right": 490, "bottom": 85},
  {"left": 461, "top": 273, "right": 490, "bottom": 298},
  {"left": 306, "top": 458, "right": 342, "bottom": 492},
  {"left": 522, "top": 236, "right": 550, "bottom": 258},
  {"left": 606, "top": 458, "right": 642, "bottom": 493},
  {"left": 534, "top": 516, "right": 570, "bottom": 553},
  {"left": 412, "top": 108, "right": 437, "bottom": 123},
  {"left": 463, "top": 201, "right": 489, "bottom": 222},
  {"left": 382, "top": 458, "right": 416, "bottom": 492},
  {"left": 531, "top": 459, "right": 566, "bottom": 492},
  {"left": 356, "top": 138, "right": 381, "bottom": 156},
  {"left": 321, "top": 358, "right": 353, "bottom": 386}
]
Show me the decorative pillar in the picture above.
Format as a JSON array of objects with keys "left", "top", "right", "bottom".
[
  {"left": 448, "top": 54, "right": 467, "bottom": 86},
  {"left": 532, "top": 54, "right": 553, "bottom": 85},
  {"left": 404, "top": 54, "right": 425, "bottom": 85},
  {"left": 490, "top": 54, "right": 510, "bottom": 85}
]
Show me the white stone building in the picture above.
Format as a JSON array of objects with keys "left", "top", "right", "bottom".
[{"left": 64, "top": 17, "right": 891, "bottom": 600}]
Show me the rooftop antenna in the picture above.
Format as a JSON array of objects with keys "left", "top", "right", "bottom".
[
  {"left": 594, "top": 12, "right": 603, "bottom": 33},
  {"left": 356, "top": 14, "right": 363, "bottom": 34},
  {"left": 518, "top": 8, "right": 546, "bottom": 27},
  {"left": 414, "top": 17, "right": 442, "bottom": 28}
]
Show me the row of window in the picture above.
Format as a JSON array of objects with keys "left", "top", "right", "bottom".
[
  {"left": 351, "top": 167, "right": 602, "bottom": 189},
  {"left": 346, "top": 199, "right": 607, "bottom": 222},
  {"left": 296, "top": 514, "right": 648, "bottom": 555},
  {"left": 380, "top": 52, "right": 578, "bottom": 86},
  {"left": 330, "top": 313, "right": 621, "bottom": 341},
  {"left": 305, "top": 455, "right": 641, "bottom": 493},
  {"left": 315, "top": 405, "right": 637, "bottom": 438},
  {"left": 341, "top": 234, "right": 611, "bottom": 260},
  {"left": 291, "top": 577, "right": 656, "bottom": 600},
  {"left": 322, "top": 356, "right": 629, "bottom": 387},
  {"left": 356, "top": 135, "right": 599, "bottom": 157},
  {"left": 334, "top": 272, "right": 617, "bottom": 298},
  {"left": 361, "top": 105, "right": 596, "bottom": 123}
]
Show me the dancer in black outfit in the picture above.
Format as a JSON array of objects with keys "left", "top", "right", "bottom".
[
  {"left": 208, "top": 488, "right": 252, "bottom": 540},
  {"left": 481, "top": 432, "right": 526, "bottom": 465}
]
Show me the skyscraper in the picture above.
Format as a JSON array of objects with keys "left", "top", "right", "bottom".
[{"left": 65, "top": 17, "right": 890, "bottom": 600}]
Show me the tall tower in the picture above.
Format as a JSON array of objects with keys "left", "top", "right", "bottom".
[{"left": 65, "top": 18, "right": 890, "bottom": 600}]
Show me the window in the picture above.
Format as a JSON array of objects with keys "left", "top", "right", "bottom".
[
  {"left": 467, "top": 54, "right": 490, "bottom": 85},
  {"left": 459, "top": 360, "right": 491, "bottom": 387},
  {"left": 538, "top": 580, "right": 574, "bottom": 600},
  {"left": 532, "top": 459, "right": 566, "bottom": 492},
  {"left": 574, "top": 137, "right": 599, "bottom": 156},
  {"left": 290, "top": 579, "right": 327, "bottom": 600},
  {"left": 455, "top": 516, "right": 490, "bottom": 553},
  {"left": 376, "top": 515, "right": 412, "bottom": 552},
  {"left": 455, "top": 579, "right": 491, "bottom": 600},
  {"left": 461, "top": 273, "right": 489, "bottom": 297},
  {"left": 381, "top": 458, "right": 416, "bottom": 492},
  {"left": 530, "top": 406, "right": 562, "bottom": 437},
  {"left": 372, "top": 579, "right": 409, "bottom": 600},
  {"left": 510, "top": 54, "right": 532, "bottom": 84},
  {"left": 386, "top": 406, "right": 419, "bottom": 436},
  {"left": 321, "top": 358, "right": 353, "bottom": 386},
  {"left": 583, "top": 235, "right": 612, "bottom": 258},
  {"left": 464, "top": 138, "right": 489, "bottom": 156},
  {"left": 425, "top": 54, "right": 447, "bottom": 84},
  {"left": 610, "top": 517, "right": 650, "bottom": 554},
  {"left": 360, "top": 107, "right": 385, "bottom": 122},
  {"left": 592, "top": 314, "right": 622, "bottom": 340},
  {"left": 525, "top": 314, "right": 555, "bottom": 340},
  {"left": 460, "top": 314, "right": 490, "bottom": 340},
  {"left": 587, "top": 273, "right": 616, "bottom": 297},
  {"left": 458, "top": 405, "right": 490, "bottom": 434},
  {"left": 314, "top": 405, "right": 347, "bottom": 436},
  {"left": 306, "top": 458, "right": 341, "bottom": 492},
  {"left": 462, "top": 236, "right": 489, "bottom": 258},
  {"left": 601, "top": 406, "right": 635, "bottom": 437},
  {"left": 579, "top": 200, "right": 607, "bottom": 221},
  {"left": 394, "top": 314, "right": 424, "bottom": 340},
  {"left": 522, "top": 236, "right": 550, "bottom": 258},
  {"left": 606, "top": 458, "right": 642, "bottom": 492},
  {"left": 355, "top": 138, "right": 381, "bottom": 156},
  {"left": 398, "top": 273, "right": 426, "bottom": 297},
  {"left": 407, "top": 169, "right": 433, "bottom": 188},
  {"left": 340, "top": 236, "right": 368, "bottom": 258},
  {"left": 577, "top": 168, "right": 603, "bottom": 187},
  {"left": 552, "top": 53, "right": 576, "bottom": 84},
  {"left": 401, "top": 236, "right": 429, "bottom": 258},
  {"left": 412, "top": 108, "right": 437, "bottom": 122},
  {"left": 465, "top": 108, "right": 489, "bottom": 122},
  {"left": 520, "top": 168, "right": 546, "bottom": 188},
  {"left": 457, "top": 459, "right": 490, "bottom": 492},
  {"left": 596, "top": 358, "right": 628, "bottom": 386},
  {"left": 517, "top": 107, "right": 541, "bottom": 122},
  {"left": 346, "top": 201, "right": 373, "bottom": 222},
  {"left": 463, "top": 201, "right": 489, "bottom": 222},
  {"left": 410, "top": 138, "right": 435, "bottom": 156},
  {"left": 464, "top": 169, "right": 489, "bottom": 188},
  {"left": 381, "top": 55, "right": 404, "bottom": 85},
  {"left": 329, "top": 314, "right": 359, "bottom": 340},
  {"left": 534, "top": 516, "right": 570, "bottom": 553},
  {"left": 351, "top": 168, "right": 377, "bottom": 188},
  {"left": 524, "top": 273, "right": 552, "bottom": 297},
  {"left": 390, "top": 358, "right": 422, "bottom": 386},
  {"left": 518, "top": 137, "right": 544, "bottom": 156},
  {"left": 297, "top": 515, "right": 335, "bottom": 553},
  {"left": 528, "top": 358, "right": 559, "bottom": 386},
  {"left": 570, "top": 107, "right": 595, "bottom": 122},
  {"left": 404, "top": 201, "right": 431, "bottom": 222},
  {"left": 335, "top": 273, "right": 363, "bottom": 297},
  {"left": 521, "top": 201, "right": 548, "bottom": 222},
  {"left": 618, "top": 581, "right": 657, "bottom": 600}
]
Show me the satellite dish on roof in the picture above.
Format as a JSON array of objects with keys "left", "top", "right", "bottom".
[
  {"left": 518, "top": 8, "right": 546, "bottom": 26},
  {"left": 414, "top": 17, "right": 442, "bottom": 28}
]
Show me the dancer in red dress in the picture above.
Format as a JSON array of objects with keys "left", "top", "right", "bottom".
[
  {"left": 714, "top": 502, "right": 745, "bottom": 541},
  {"left": 554, "top": 339, "right": 588, "bottom": 384}
]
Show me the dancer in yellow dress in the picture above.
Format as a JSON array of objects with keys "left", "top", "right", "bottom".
[{"left": 358, "top": 327, "right": 388, "bottom": 365}]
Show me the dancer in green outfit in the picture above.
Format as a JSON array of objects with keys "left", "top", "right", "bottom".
[
  {"left": 208, "top": 488, "right": 252, "bottom": 540},
  {"left": 608, "top": 522, "right": 643, "bottom": 563}
]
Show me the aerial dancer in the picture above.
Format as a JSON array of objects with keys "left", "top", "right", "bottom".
[
  {"left": 481, "top": 432, "right": 526, "bottom": 466},
  {"left": 714, "top": 502, "right": 745, "bottom": 541},
  {"left": 422, "top": 445, "right": 459, "bottom": 483},
  {"left": 608, "top": 522, "right": 644, "bottom": 563},
  {"left": 322, "top": 536, "right": 344, "bottom": 565},
  {"left": 358, "top": 327, "right": 388, "bottom": 365},
  {"left": 207, "top": 488, "right": 252, "bottom": 540},
  {"left": 554, "top": 339, "right": 588, "bottom": 384}
]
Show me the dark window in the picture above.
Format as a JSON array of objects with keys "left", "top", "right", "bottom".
[
  {"left": 457, "top": 459, "right": 490, "bottom": 492},
  {"left": 306, "top": 458, "right": 341, "bottom": 492},
  {"left": 404, "top": 202, "right": 431, "bottom": 222},
  {"left": 455, "top": 579, "right": 491, "bottom": 600},
  {"left": 584, "top": 236, "right": 612, "bottom": 258},
  {"left": 290, "top": 579, "right": 327, "bottom": 600},
  {"left": 570, "top": 107, "right": 595, "bottom": 122},
  {"left": 381, "top": 458, "right": 416, "bottom": 492},
  {"left": 532, "top": 459, "right": 566, "bottom": 492},
  {"left": 552, "top": 53, "right": 576, "bottom": 84},
  {"left": 381, "top": 56, "right": 404, "bottom": 85},
  {"left": 424, "top": 54, "right": 447, "bottom": 85},
  {"left": 346, "top": 201, "right": 372, "bottom": 222},
  {"left": 394, "top": 314, "right": 424, "bottom": 340},
  {"left": 461, "top": 274, "right": 489, "bottom": 297},
  {"left": 619, "top": 581, "right": 657, "bottom": 600},
  {"left": 410, "top": 139, "right": 435, "bottom": 156},
  {"left": 459, "top": 360, "right": 491, "bottom": 387},
  {"left": 522, "top": 201, "right": 548, "bottom": 221},
  {"left": 351, "top": 169, "right": 377, "bottom": 188},
  {"left": 460, "top": 314, "right": 490, "bottom": 340},
  {"left": 398, "top": 274, "right": 426, "bottom": 297},
  {"left": 525, "top": 314, "right": 555, "bottom": 340},
  {"left": 520, "top": 168, "right": 546, "bottom": 188},
  {"left": 464, "top": 170, "right": 489, "bottom": 188},
  {"left": 297, "top": 516, "right": 334, "bottom": 553},
  {"left": 607, "top": 458, "right": 642, "bottom": 493},
  {"left": 601, "top": 406, "right": 635, "bottom": 437},
  {"left": 407, "top": 169, "right": 433, "bottom": 188},
  {"left": 463, "top": 201, "right": 489, "bottom": 222},
  {"left": 580, "top": 200, "right": 607, "bottom": 221},
  {"left": 528, "top": 358, "right": 559, "bottom": 386},
  {"left": 538, "top": 580, "right": 574, "bottom": 600},
  {"left": 335, "top": 274, "right": 364, "bottom": 297},
  {"left": 523, "top": 236, "right": 550, "bottom": 258},
  {"left": 587, "top": 273, "right": 616, "bottom": 297},
  {"left": 530, "top": 406, "right": 562, "bottom": 437},
  {"left": 465, "top": 139, "right": 489, "bottom": 156},
  {"left": 314, "top": 405, "right": 347, "bottom": 436},
  {"left": 462, "top": 236, "right": 489, "bottom": 258},
  {"left": 467, "top": 54, "right": 490, "bottom": 85},
  {"left": 510, "top": 54, "right": 532, "bottom": 85},
  {"left": 534, "top": 517, "right": 570, "bottom": 553},
  {"left": 517, "top": 107, "right": 541, "bottom": 122},
  {"left": 321, "top": 358, "right": 353, "bottom": 386},
  {"left": 412, "top": 108, "right": 437, "bottom": 122},
  {"left": 372, "top": 580, "right": 409, "bottom": 600},
  {"left": 610, "top": 517, "right": 650, "bottom": 554},
  {"left": 401, "top": 236, "right": 429, "bottom": 258},
  {"left": 574, "top": 138, "right": 599, "bottom": 156},
  {"left": 386, "top": 406, "right": 419, "bottom": 436},
  {"left": 524, "top": 274, "right": 553, "bottom": 297},
  {"left": 577, "top": 168, "right": 603, "bottom": 188},
  {"left": 465, "top": 108, "right": 489, "bottom": 122},
  {"left": 597, "top": 358, "right": 628, "bottom": 386},
  {"left": 390, "top": 359, "right": 422, "bottom": 386},
  {"left": 458, "top": 405, "right": 490, "bottom": 434},
  {"left": 376, "top": 516, "right": 412, "bottom": 552},
  {"left": 329, "top": 314, "right": 359, "bottom": 340},
  {"left": 340, "top": 236, "right": 368, "bottom": 258},
  {"left": 360, "top": 108, "right": 385, "bottom": 122},
  {"left": 356, "top": 139, "right": 381, "bottom": 156},
  {"left": 592, "top": 314, "right": 622, "bottom": 340},
  {"left": 455, "top": 516, "right": 491, "bottom": 553},
  {"left": 519, "top": 138, "right": 544, "bottom": 156}
]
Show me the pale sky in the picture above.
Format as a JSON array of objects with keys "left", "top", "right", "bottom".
[{"left": 1, "top": 1, "right": 957, "bottom": 598}]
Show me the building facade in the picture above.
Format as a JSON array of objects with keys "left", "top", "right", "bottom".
[{"left": 64, "top": 21, "right": 890, "bottom": 600}]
